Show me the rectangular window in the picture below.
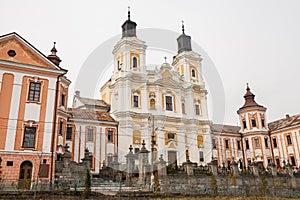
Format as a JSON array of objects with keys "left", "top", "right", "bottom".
[
  {"left": 61, "top": 94, "right": 65, "bottom": 106},
  {"left": 108, "top": 130, "right": 113, "bottom": 143},
  {"left": 199, "top": 151, "right": 204, "bottom": 162},
  {"left": 168, "top": 133, "right": 175, "bottom": 139},
  {"left": 237, "top": 140, "right": 241, "bottom": 150},
  {"left": 212, "top": 139, "right": 216, "bottom": 149},
  {"left": 66, "top": 127, "right": 72, "bottom": 140},
  {"left": 22, "top": 127, "right": 36, "bottom": 148},
  {"left": 225, "top": 139, "right": 229, "bottom": 149},
  {"left": 7, "top": 161, "right": 13, "bottom": 166},
  {"left": 87, "top": 128, "right": 93, "bottom": 142},
  {"left": 264, "top": 138, "right": 269, "bottom": 148},
  {"left": 287, "top": 135, "right": 292, "bottom": 145},
  {"left": 245, "top": 140, "right": 249, "bottom": 150},
  {"left": 165, "top": 96, "right": 173, "bottom": 111},
  {"left": 261, "top": 119, "right": 265, "bottom": 128},
  {"left": 254, "top": 138, "right": 260, "bottom": 148},
  {"left": 251, "top": 119, "right": 257, "bottom": 127},
  {"left": 291, "top": 156, "right": 296, "bottom": 166},
  {"left": 276, "top": 158, "right": 280, "bottom": 166},
  {"left": 27, "top": 82, "right": 41, "bottom": 102},
  {"left": 133, "top": 95, "right": 139, "bottom": 107},
  {"left": 59, "top": 121, "right": 63, "bottom": 135},
  {"left": 195, "top": 104, "right": 200, "bottom": 115},
  {"left": 242, "top": 120, "right": 247, "bottom": 130},
  {"left": 273, "top": 138, "right": 277, "bottom": 148}
]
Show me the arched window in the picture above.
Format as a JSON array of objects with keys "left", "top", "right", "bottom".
[
  {"left": 132, "top": 57, "right": 137, "bottom": 68},
  {"left": 133, "top": 94, "right": 139, "bottom": 107},
  {"left": 191, "top": 69, "right": 196, "bottom": 78}
]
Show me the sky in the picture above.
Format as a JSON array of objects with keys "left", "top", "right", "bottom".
[{"left": 1, "top": 0, "right": 300, "bottom": 125}]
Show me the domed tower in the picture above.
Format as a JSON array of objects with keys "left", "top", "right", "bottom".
[
  {"left": 237, "top": 84, "right": 271, "bottom": 168},
  {"left": 111, "top": 7, "right": 147, "bottom": 84},
  {"left": 172, "top": 21, "right": 204, "bottom": 85}
]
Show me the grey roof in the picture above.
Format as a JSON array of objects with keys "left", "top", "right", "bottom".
[{"left": 76, "top": 96, "right": 110, "bottom": 108}]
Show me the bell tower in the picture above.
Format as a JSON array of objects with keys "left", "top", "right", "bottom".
[
  {"left": 237, "top": 84, "right": 270, "bottom": 167},
  {"left": 172, "top": 21, "right": 203, "bottom": 85},
  {"left": 112, "top": 7, "right": 147, "bottom": 83}
]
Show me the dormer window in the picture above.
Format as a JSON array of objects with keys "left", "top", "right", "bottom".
[{"left": 132, "top": 57, "right": 137, "bottom": 68}]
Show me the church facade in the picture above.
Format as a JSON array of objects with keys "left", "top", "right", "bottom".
[{"left": 100, "top": 10, "right": 212, "bottom": 165}]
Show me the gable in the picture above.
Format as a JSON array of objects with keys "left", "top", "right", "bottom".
[
  {"left": 0, "top": 34, "right": 57, "bottom": 69},
  {"left": 161, "top": 69, "right": 173, "bottom": 79}
]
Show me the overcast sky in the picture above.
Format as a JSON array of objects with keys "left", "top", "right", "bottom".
[{"left": 1, "top": 0, "right": 300, "bottom": 125}]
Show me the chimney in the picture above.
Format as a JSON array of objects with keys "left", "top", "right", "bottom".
[
  {"left": 286, "top": 114, "right": 290, "bottom": 119},
  {"left": 75, "top": 91, "right": 80, "bottom": 96}
]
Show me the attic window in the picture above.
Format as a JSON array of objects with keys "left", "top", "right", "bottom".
[{"left": 7, "top": 50, "right": 16, "bottom": 57}]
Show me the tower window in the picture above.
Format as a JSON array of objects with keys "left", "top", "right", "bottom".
[
  {"left": 165, "top": 96, "right": 173, "bottom": 111},
  {"left": 28, "top": 82, "right": 41, "bottom": 102},
  {"left": 133, "top": 95, "right": 139, "bottom": 107},
  {"left": 287, "top": 135, "right": 292, "bottom": 145},
  {"left": 132, "top": 57, "right": 137, "bottom": 68},
  {"left": 245, "top": 140, "right": 249, "bottom": 149},
  {"left": 254, "top": 138, "right": 260, "bottom": 148},
  {"left": 237, "top": 140, "right": 241, "bottom": 150},
  {"left": 251, "top": 119, "right": 257, "bottom": 127},
  {"left": 225, "top": 139, "right": 229, "bottom": 149},
  {"left": 191, "top": 69, "right": 196, "bottom": 78},
  {"left": 242, "top": 120, "right": 247, "bottom": 130},
  {"left": 195, "top": 104, "right": 200, "bottom": 115},
  {"left": 168, "top": 133, "right": 175, "bottom": 139},
  {"left": 273, "top": 138, "right": 277, "bottom": 148},
  {"left": 261, "top": 118, "right": 265, "bottom": 128},
  {"left": 264, "top": 138, "right": 269, "bottom": 148}
]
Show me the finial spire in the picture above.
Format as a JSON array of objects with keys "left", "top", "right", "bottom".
[
  {"left": 128, "top": 6, "right": 131, "bottom": 20},
  {"left": 164, "top": 56, "right": 167, "bottom": 63},
  {"left": 182, "top": 20, "right": 185, "bottom": 34},
  {"left": 51, "top": 42, "right": 57, "bottom": 55},
  {"left": 246, "top": 83, "right": 250, "bottom": 90}
]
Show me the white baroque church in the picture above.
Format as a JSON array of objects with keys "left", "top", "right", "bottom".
[{"left": 100, "top": 10, "right": 212, "bottom": 165}]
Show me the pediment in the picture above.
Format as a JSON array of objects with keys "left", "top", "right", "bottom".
[
  {"left": 0, "top": 33, "right": 59, "bottom": 70},
  {"left": 154, "top": 78, "right": 182, "bottom": 88},
  {"left": 161, "top": 69, "right": 173, "bottom": 79}
]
